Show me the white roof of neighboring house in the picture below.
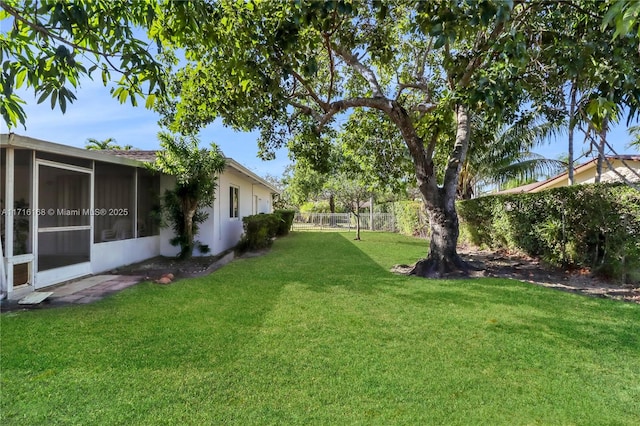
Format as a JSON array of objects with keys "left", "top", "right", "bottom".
[
  {"left": 494, "top": 155, "right": 640, "bottom": 195},
  {"left": 0, "top": 133, "right": 279, "bottom": 193}
]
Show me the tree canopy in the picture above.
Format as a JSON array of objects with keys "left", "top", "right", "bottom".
[
  {"left": 85, "top": 137, "right": 132, "bottom": 150},
  {"left": 151, "top": 0, "right": 639, "bottom": 276},
  {"left": 3, "top": 0, "right": 639, "bottom": 276},
  {"left": 0, "top": 0, "right": 165, "bottom": 128}
]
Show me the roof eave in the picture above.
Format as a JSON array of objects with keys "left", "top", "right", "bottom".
[{"left": 0, "top": 133, "right": 143, "bottom": 167}]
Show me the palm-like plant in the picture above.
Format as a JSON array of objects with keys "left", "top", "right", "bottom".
[
  {"left": 459, "top": 113, "right": 567, "bottom": 198},
  {"left": 85, "top": 137, "right": 132, "bottom": 150},
  {"left": 628, "top": 126, "right": 640, "bottom": 150}
]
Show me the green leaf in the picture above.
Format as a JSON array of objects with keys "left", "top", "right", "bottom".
[
  {"left": 59, "top": 90, "right": 67, "bottom": 113},
  {"left": 429, "top": 23, "right": 443, "bottom": 36},
  {"left": 118, "top": 88, "right": 129, "bottom": 103},
  {"left": 50, "top": 89, "right": 58, "bottom": 110},
  {"left": 145, "top": 93, "right": 156, "bottom": 109},
  {"left": 36, "top": 89, "right": 51, "bottom": 105},
  {"left": 102, "top": 67, "right": 109, "bottom": 86},
  {"left": 433, "top": 35, "right": 446, "bottom": 49},
  {"left": 15, "top": 69, "right": 27, "bottom": 89}
]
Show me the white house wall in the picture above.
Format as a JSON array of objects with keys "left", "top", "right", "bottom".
[
  {"left": 198, "top": 168, "right": 274, "bottom": 256},
  {"left": 158, "top": 169, "right": 274, "bottom": 258},
  {"left": 92, "top": 236, "right": 161, "bottom": 273}
]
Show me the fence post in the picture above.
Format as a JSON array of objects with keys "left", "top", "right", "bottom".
[{"left": 369, "top": 197, "right": 374, "bottom": 231}]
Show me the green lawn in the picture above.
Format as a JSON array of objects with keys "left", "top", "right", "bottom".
[{"left": 2, "top": 232, "right": 639, "bottom": 425}]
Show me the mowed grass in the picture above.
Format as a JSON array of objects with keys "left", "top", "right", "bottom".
[{"left": 1, "top": 232, "right": 639, "bottom": 425}]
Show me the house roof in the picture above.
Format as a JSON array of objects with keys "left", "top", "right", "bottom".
[
  {"left": 109, "top": 150, "right": 280, "bottom": 193},
  {"left": 1, "top": 133, "right": 143, "bottom": 167},
  {"left": 108, "top": 150, "right": 158, "bottom": 163},
  {"left": 493, "top": 155, "right": 640, "bottom": 195},
  {"left": 494, "top": 180, "right": 544, "bottom": 195},
  {"left": 1, "top": 133, "right": 280, "bottom": 193}
]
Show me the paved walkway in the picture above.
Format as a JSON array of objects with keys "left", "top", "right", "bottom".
[{"left": 1, "top": 275, "right": 145, "bottom": 312}]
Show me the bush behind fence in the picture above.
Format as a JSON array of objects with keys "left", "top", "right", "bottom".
[{"left": 292, "top": 213, "right": 397, "bottom": 232}]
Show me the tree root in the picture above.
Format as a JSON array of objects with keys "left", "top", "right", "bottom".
[{"left": 408, "top": 253, "right": 483, "bottom": 278}]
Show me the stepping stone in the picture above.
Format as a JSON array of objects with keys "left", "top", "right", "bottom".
[{"left": 18, "top": 292, "right": 53, "bottom": 305}]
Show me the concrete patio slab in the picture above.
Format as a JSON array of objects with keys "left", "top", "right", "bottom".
[
  {"left": 1, "top": 274, "right": 145, "bottom": 312},
  {"left": 51, "top": 275, "right": 117, "bottom": 297}
]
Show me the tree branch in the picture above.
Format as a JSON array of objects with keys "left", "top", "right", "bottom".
[
  {"left": 316, "top": 97, "right": 393, "bottom": 130},
  {"left": 332, "top": 44, "right": 384, "bottom": 98},
  {"left": 290, "top": 69, "right": 330, "bottom": 112},
  {"left": 288, "top": 100, "right": 322, "bottom": 122},
  {"left": 459, "top": 21, "right": 506, "bottom": 88},
  {"left": 412, "top": 102, "right": 437, "bottom": 115},
  {"left": 443, "top": 105, "right": 471, "bottom": 193},
  {"left": 323, "top": 33, "right": 336, "bottom": 104},
  {"left": 2, "top": 1, "right": 111, "bottom": 59},
  {"left": 425, "top": 129, "right": 439, "bottom": 161},
  {"left": 398, "top": 82, "right": 431, "bottom": 92}
]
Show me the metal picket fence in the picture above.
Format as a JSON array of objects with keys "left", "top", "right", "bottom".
[{"left": 292, "top": 212, "right": 397, "bottom": 232}]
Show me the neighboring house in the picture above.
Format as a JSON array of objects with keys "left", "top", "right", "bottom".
[
  {"left": 496, "top": 155, "right": 640, "bottom": 195},
  {"left": 1, "top": 133, "right": 278, "bottom": 297}
]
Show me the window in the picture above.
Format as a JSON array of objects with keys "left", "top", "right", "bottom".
[
  {"left": 230, "top": 186, "right": 239, "bottom": 218},
  {"left": 137, "top": 168, "right": 161, "bottom": 237},
  {"left": 94, "top": 162, "right": 135, "bottom": 243},
  {"left": 13, "top": 150, "right": 33, "bottom": 255}
]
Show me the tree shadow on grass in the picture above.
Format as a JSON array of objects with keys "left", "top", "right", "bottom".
[
  {"left": 310, "top": 232, "right": 640, "bottom": 354},
  {"left": 394, "top": 278, "right": 640, "bottom": 353}
]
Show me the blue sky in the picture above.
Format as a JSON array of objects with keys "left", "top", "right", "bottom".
[
  {"left": 5, "top": 78, "right": 292, "bottom": 178},
  {"left": 4, "top": 76, "right": 638, "bottom": 181}
]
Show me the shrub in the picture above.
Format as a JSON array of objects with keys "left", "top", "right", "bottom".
[
  {"left": 274, "top": 209, "right": 296, "bottom": 236},
  {"left": 300, "top": 201, "right": 331, "bottom": 213},
  {"left": 458, "top": 184, "right": 640, "bottom": 283},
  {"left": 239, "top": 214, "right": 279, "bottom": 251},
  {"left": 392, "top": 201, "right": 429, "bottom": 238}
]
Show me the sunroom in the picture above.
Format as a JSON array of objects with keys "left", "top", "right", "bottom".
[{"left": 1, "top": 134, "right": 162, "bottom": 297}]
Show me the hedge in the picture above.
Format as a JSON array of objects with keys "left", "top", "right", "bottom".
[
  {"left": 238, "top": 210, "right": 296, "bottom": 251},
  {"left": 457, "top": 184, "right": 640, "bottom": 283},
  {"left": 239, "top": 214, "right": 279, "bottom": 251},
  {"left": 392, "top": 201, "right": 429, "bottom": 238},
  {"left": 274, "top": 209, "right": 296, "bottom": 236}
]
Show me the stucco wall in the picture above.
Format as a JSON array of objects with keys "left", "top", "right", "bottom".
[
  {"left": 92, "top": 236, "right": 161, "bottom": 273},
  {"left": 160, "top": 169, "right": 274, "bottom": 257}
]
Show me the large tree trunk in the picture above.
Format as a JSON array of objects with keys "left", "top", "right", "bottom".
[
  {"left": 389, "top": 102, "right": 474, "bottom": 277},
  {"left": 411, "top": 105, "right": 476, "bottom": 277},
  {"left": 411, "top": 188, "right": 469, "bottom": 277}
]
